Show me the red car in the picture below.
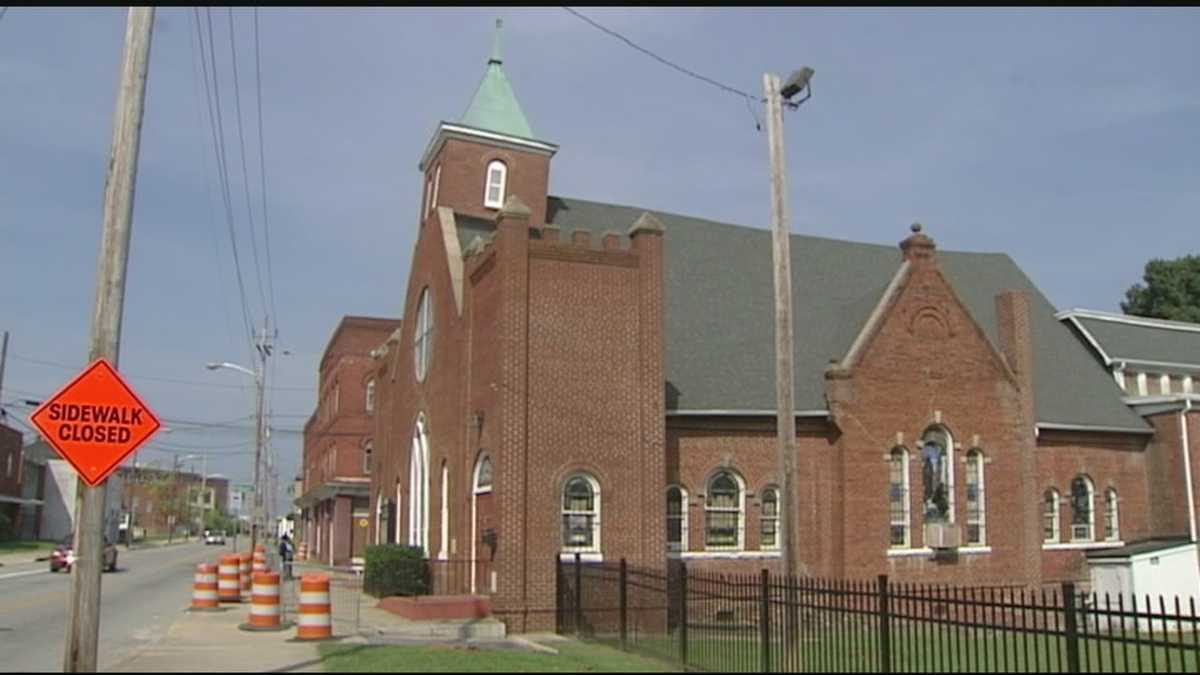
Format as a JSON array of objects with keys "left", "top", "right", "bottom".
[{"left": 50, "top": 534, "right": 118, "bottom": 573}]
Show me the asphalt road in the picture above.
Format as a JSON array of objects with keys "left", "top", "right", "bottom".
[{"left": 0, "top": 540, "right": 234, "bottom": 672}]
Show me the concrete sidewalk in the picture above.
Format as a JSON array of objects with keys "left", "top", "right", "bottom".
[
  {"left": 109, "top": 562, "right": 357, "bottom": 672},
  {"left": 108, "top": 561, "right": 390, "bottom": 672},
  {"left": 109, "top": 559, "right": 513, "bottom": 672},
  {"left": 108, "top": 605, "right": 327, "bottom": 673}
]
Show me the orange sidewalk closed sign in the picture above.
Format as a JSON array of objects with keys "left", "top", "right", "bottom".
[{"left": 29, "top": 358, "right": 162, "bottom": 486}]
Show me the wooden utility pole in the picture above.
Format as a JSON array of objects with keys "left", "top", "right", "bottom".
[
  {"left": 764, "top": 72, "right": 799, "bottom": 581},
  {"left": 250, "top": 320, "right": 267, "bottom": 553},
  {"left": 64, "top": 8, "right": 154, "bottom": 673}
]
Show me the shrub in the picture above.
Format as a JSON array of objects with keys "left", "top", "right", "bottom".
[{"left": 363, "top": 544, "right": 428, "bottom": 598}]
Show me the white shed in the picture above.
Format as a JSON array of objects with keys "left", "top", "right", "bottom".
[{"left": 1087, "top": 538, "right": 1200, "bottom": 632}]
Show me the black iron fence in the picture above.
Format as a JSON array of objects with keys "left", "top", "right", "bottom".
[{"left": 556, "top": 554, "right": 1200, "bottom": 672}]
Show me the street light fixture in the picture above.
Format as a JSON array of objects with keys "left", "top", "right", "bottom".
[
  {"left": 780, "top": 67, "right": 814, "bottom": 102},
  {"left": 204, "top": 358, "right": 266, "bottom": 554}
]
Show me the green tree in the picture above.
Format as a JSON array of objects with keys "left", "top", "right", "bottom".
[
  {"left": 1122, "top": 255, "right": 1200, "bottom": 323},
  {"left": 204, "top": 509, "right": 236, "bottom": 534},
  {"left": 142, "top": 471, "right": 192, "bottom": 539}
]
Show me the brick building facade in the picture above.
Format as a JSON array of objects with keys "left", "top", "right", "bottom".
[
  {"left": 0, "top": 422, "right": 29, "bottom": 537},
  {"left": 118, "top": 466, "right": 229, "bottom": 539},
  {"left": 298, "top": 316, "right": 401, "bottom": 566},
  {"left": 358, "top": 33, "right": 1199, "bottom": 633}
]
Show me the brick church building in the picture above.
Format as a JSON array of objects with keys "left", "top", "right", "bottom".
[{"left": 339, "top": 31, "right": 1200, "bottom": 632}]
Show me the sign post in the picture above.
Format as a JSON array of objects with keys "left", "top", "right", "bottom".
[{"left": 30, "top": 7, "right": 156, "bottom": 672}]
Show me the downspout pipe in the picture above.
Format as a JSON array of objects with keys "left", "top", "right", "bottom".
[{"left": 1182, "top": 399, "right": 1197, "bottom": 543}]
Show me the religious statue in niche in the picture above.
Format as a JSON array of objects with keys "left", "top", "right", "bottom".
[{"left": 921, "top": 428, "right": 951, "bottom": 523}]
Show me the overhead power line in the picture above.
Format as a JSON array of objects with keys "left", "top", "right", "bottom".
[
  {"left": 227, "top": 8, "right": 270, "bottom": 325},
  {"left": 2, "top": 400, "right": 307, "bottom": 432},
  {"left": 253, "top": 7, "right": 279, "bottom": 332},
  {"left": 6, "top": 353, "right": 313, "bottom": 391},
  {"left": 195, "top": 7, "right": 258, "bottom": 364},
  {"left": 187, "top": 12, "right": 247, "bottom": 383},
  {"left": 561, "top": 7, "right": 764, "bottom": 103}
]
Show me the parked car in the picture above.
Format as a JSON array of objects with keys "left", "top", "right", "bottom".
[
  {"left": 50, "top": 535, "right": 118, "bottom": 573},
  {"left": 205, "top": 530, "right": 226, "bottom": 546}
]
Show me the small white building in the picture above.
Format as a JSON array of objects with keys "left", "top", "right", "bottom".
[
  {"left": 1087, "top": 538, "right": 1200, "bottom": 632},
  {"left": 22, "top": 439, "right": 124, "bottom": 543}
]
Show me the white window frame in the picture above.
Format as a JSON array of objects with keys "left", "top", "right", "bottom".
[
  {"left": 375, "top": 495, "right": 384, "bottom": 545},
  {"left": 666, "top": 485, "right": 688, "bottom": 552},
  {"left": 1104, "top": 488, "right": 1120, "bottom": 542},
  {"left": 483, "top": 160, "right": 507, "bottom": 209},
  {"left": 408, "top": 416, "right": 430, "bottom": 555},
  {"left": 1160, "top": 373, "right": 1172, "bottom": 395},
  {"left": 704, "top": 470, "right": 746, "bottom": 551},
  {"left": 889, "top": 448, "right": 911, "bottom": 549},
  {"left": 920, "top": 426, "right": 956, "bottom": 524},
  {"left": 760, "top": 486, "right": 780, "bottom": 551},
  {"left": 561, "top": 473, "right": 601, "bottom": 554},
  {"left": 414, "top": 287, "right": 433, "bottom": 382},
  {"left": 439, "top": 461, "right": 449, "bottom": 560},
  {"left": 474, "top": 455, "right": 493, "bottom": 495},
  {"left": 1043, "top": 489, "right": 1060, "bottom": 543},
  {"left": 1137, "top": 372, "right": 1148, "bottom": 396},
  {"left": 365, "top": 378, "right": 376, "bottom": 414},
  {"left": 1069, "top": 475, "right": 1095, "bottom": 543},
  {"left": 965, "top": 449, "right": 986, "bottom": 547}
]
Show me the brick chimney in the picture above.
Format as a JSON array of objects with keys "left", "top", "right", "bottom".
[
  {"left": 995, "top": 290, "right": 1034, "bottom": 415},
  {"left": 995, "top": 288, "right": 1042, "bottom": 587}
]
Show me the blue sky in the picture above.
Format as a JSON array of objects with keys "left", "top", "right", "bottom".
[{"left": 1, "top": 8, "right": 1198, "bottom": 512}]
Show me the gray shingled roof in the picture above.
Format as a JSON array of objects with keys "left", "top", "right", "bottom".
[
  {"left": 1073, "top": 315, "right": 1200, "bottom": 369},
  {"left": 454, "top": 197, "right": 1148, "bottom": 431},
  {"left": 1086, "top": 537, "right": 1195, "bottom": 560}
]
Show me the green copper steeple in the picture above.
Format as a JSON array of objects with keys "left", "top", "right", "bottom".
[{"left": 460, "top": 19, "right": 536, "bottom": 139}]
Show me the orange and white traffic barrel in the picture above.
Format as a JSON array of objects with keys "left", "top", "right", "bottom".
[
  {"left": 297, "top": 542, "right": 308, "bottom": 562},
  {"left": 239, "top": 570, "right": 286, "bottom": 631},
  {"left": 218, "top": 554, "right": 242, "bottom": 603},
  {"left": 190, "top": 563, "right": 220, "bottom": 611},
  {"left": 238, "top": 552, "right": 252, "bottom": 600},
  {"left": 295, "top": 574, "right": 333, "bottom": 640},
  {"left": 253, "top": 548, "right": 268, "bottom": 574}
]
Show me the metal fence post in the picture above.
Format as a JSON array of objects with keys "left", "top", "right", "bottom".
[
  {"left": 619, "top": 558, "right": 628, "bottom": 650},
  {"left": 679, "top": 562, "right": 689, "bottom": 668},
  {"left": 761, "top": 568, "right": 772, "bottom": 673},
  {"left": 1063, "top": 582, "right": 1081, "bottom": 673},
  {"left": 878, "top": 574, "right": 892, "bottom": 674},
  {"left": 555, "top": 554, "right": 563, "bottom": 633},
  {"left": 574, "top": 552, "right": 583, "bottom": 637}
]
